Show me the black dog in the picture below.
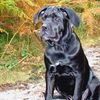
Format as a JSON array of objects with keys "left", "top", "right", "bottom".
[{"left": 34, "top": 6, "right": 100, "bottom": 100}]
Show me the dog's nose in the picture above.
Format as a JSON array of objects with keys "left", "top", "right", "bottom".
[{"left": 42, "top": 25, "right": 47, "bottom": 31}]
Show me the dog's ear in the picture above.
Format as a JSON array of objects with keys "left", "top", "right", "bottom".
[
  {"left": 60, "top": 7, "right": 80, "bottom": 27},
  {"left": 34, "top": 6, "right": 48, "bottom": 24}
]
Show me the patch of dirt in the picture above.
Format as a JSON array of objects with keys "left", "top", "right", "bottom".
[
  {"left": 0, "top": 82, "right": 45, "bottom": 100},
  {"left": 0, "top": 46, "right": 100, "bottom": 100},
  {"left": 84, "top": 45, "right": 100, "bottom": 79}
]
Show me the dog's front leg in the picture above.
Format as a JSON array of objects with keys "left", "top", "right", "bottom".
[
  {"left": 73, "top": 71, "right": 83, "bottom": 100},
  {"left": 45, "top": 71, "right": 55, "bottom": 100}
]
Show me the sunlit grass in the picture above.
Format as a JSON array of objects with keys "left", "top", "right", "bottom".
[
  {"left": 0, "top": 69, "right": 30, "bottom": 85},
  {"left": 81, "top": 35, "right": 100, "bottom": 48}
]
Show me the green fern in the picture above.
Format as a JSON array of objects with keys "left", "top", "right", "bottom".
[{"left": 0, "top": 0, "right": 27, "bottom": 18}]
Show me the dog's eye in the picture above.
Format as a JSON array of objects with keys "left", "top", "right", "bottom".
[
  {"left": 42, "top": 15, "right": 47, "bottom": 20},
  {"left": 52, "top": 15, "right": 60, "bottom": 22}
]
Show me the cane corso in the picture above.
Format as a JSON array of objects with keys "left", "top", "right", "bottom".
[{"left": 34, "top": 6, "right": 100, "bottom": 100}]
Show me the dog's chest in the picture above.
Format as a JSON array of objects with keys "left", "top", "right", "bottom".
[
  {"left": 50, "top": 64, "right": 74, "bottom": 77},
  {"left": 45, "top": 47, "right": 66, "bottom": 63}
]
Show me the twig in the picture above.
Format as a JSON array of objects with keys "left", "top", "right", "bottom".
[
  {"left": 13, "top": 55, "right": 28, "bottom": 67},
  {"left": 1, "top": 20, "right": 27, "bottom": 59},
  {"left": 4, "top": 30, "right": 9, "bottom": 42},
  {"left": 0, "top": 27, "right": 9, "bottom": 42}
]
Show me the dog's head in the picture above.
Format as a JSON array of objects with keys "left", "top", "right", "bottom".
[{"left": 34, "top": 6, "right": 80, "bottom": 43}]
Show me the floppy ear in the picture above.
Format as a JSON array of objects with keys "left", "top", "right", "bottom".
[
  {"left": 34, "top": 6, "right": 48, "bottom": 24},
  {"left": 60, "top": 7, "right": 80, "bottom": 27}
]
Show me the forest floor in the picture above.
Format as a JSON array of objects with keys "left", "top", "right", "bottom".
[{"left": 0, "top": 45, "right": 100, "bottom": 100}]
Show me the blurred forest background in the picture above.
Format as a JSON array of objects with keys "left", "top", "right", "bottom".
[{"left": 0, "top": 0, "right": 100, "bottom": 85}]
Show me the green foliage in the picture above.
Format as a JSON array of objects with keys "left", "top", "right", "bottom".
[
  {"left": 72, "top": 4, "right": 84, "bottom": 13},
  {"left": 94, "top": 14, "right": 100, "bottom": 21},
  {"left": 87, "top": 2, "right": 93, "bottom": 8},
  {"left": 21, "top": 45, "right": 29, "bottom": 58},
  {"left": 0, "top": 33, "right": 7, "bottom": 53},
  {"left": 75, "top": 18, "right": 87, "bottom": 38},
  {"left": 20, "top": 35, "right": 41, "bottom": 57},
  {"left": 65, "top": 0, "right": 72, "bottom": 4},
  {"left": 5, "top": 56, "right": 18, "bottom": 70},
  {"left": 0, "top": 0, "right": 27, "bottom": 18},
  {"left": 32, "top": 44, "right": 40, "bottom": 57}
]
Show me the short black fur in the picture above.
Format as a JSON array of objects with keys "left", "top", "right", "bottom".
[{"left": 34, "top": 6, "right": 100, "bottom": 100}]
